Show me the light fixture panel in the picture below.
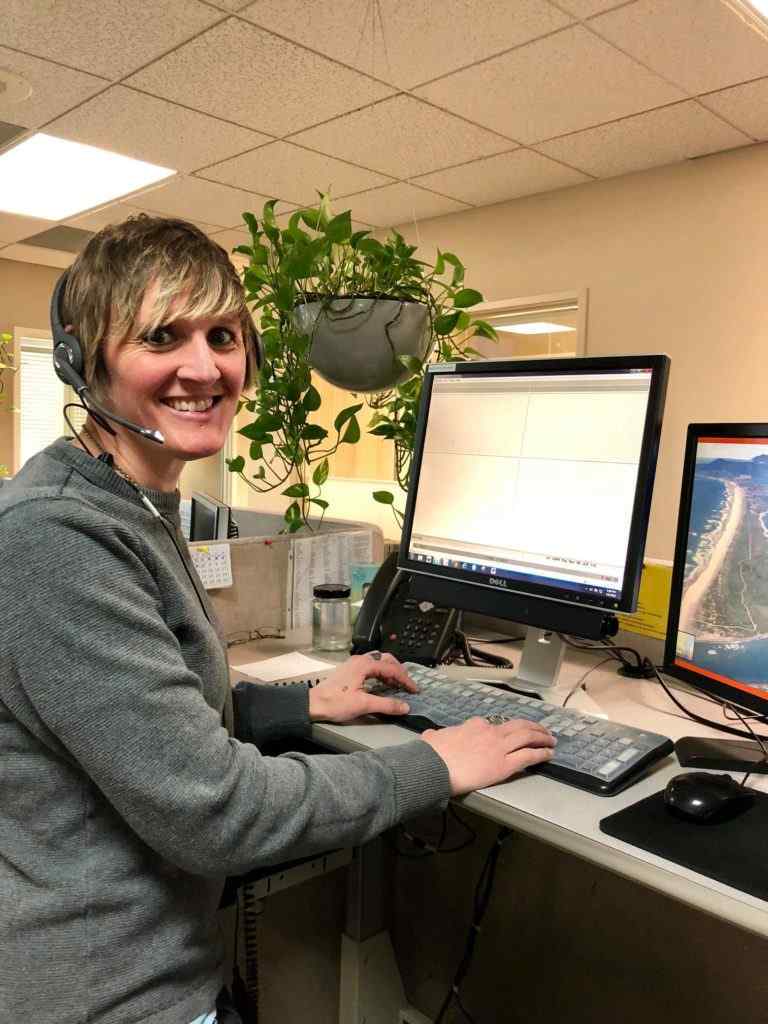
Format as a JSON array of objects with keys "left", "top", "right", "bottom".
[
  {"left": 0, "top": 133, "right": 175, "bottom": 221},
  {"left": 496, "top": 322, "right": 576, "bottom": 335}
]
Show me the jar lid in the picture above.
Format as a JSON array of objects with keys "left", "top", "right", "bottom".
[{"left": 313, "top": 583, "right": 351, "bottom": 599}]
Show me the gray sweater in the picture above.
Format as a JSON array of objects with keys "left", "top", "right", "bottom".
[{"left": 0, "top": 439, "right": 450, "bottom": 1024}]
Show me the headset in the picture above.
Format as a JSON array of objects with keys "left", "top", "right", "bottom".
[{"left": 50, "top": 269, "right": 263, "bottom": 445}]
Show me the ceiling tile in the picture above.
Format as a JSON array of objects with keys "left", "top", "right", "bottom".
[
  {"left": 0, "top": 47, "right": 106, "bottom": 129},
  {"left": 339, "top": 183, "right": 469, "bottom": 228},
  {"left": 0, "top": 243, "right": 75, "bottom": 268},
  {"left": 291, "top": 95, "right": 513, "bottom": 179},
  {"left": 0, "top": 0, "right": 223, "bottom": 81},
  {"left": 700, "top": 79, "right": 768, "bottom": 141},
  {"left": 205, "top": 0, "right": 253, "bottom": 9},
  {"left": 200, "top": 140, "right": 393, "bottom": 205},
  {"left": 412, "top": 149, "right": 590, "bottom": 205},
  {"left": 240, "top": 0, "right": 572, "bottom": 89},
  {"left": 591, "top": 0, "right": 768, "bottom": 95},
  {"left": 127, "top": 18, "right": 394, "bottom": 136},
  {"left": 125, "top": 175, "right": 289, "bottom": 228},
  {"left": 22, "top": 225, "right": 94, "bottom": 253},
  {"left": 535, "top": 101, "right": 751, "bottom": 178},
  {"left": 0, "top": 212, "right": 55, "bottom": 245},
  {"left": 65, "top": 200, "right": 225, "bottom": 236},
  {"left": 552, "top": 0, "right": 628, "bottom": 16},
  {"left": 47, "top": 86, "right": 270, "bottom": 174},
  {"left": 207, "top": 226, "right": 252, "bottom": 252},
  {"left": 415, "top": 25, "right": 684, "bottom": 145}
]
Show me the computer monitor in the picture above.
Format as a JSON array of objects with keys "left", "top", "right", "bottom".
[
  {"left": 189, "top": 492, "right": 232, "bottom": 542},
  {"left": 399, "top": 354, "right": 669, "bottom": 689},
  {"left": 664, "top": 423, "right": 768, "bottom": 725}
]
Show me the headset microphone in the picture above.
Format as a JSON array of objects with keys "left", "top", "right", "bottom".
[{"left": 50, "top": 271, "right": 165, "bottom": 445}]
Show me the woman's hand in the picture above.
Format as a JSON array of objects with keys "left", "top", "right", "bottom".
[
  {"left": 422, "top": 717, "right": 556, "bottom": 796},
  {"left": 308, "top": 653, "right": 417, "bottom": 724}
]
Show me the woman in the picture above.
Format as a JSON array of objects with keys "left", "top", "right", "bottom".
[{"left": 0, "top": 215, "right": 554, "bottom": 1024}]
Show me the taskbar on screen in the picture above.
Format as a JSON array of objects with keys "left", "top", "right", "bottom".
[{"left": 407, "top": 549, "right": 620, "bottom": 602}]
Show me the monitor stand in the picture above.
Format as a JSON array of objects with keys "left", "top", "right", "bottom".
[{"left": 514, "top": 628, "right": 567, "bottom": 694}]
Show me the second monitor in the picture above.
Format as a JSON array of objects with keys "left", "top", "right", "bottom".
[{"left": 399, "top": 354, "right": 670, "bottom": 688}]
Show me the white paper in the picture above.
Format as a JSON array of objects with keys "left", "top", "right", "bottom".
[
  {"left": 235, "top": 651, "right": 335, "bottom": 683},
  {"left": 189, "top": 543, "right": 233, "bottom": 589},
  {"left": 288, "top": 529, "right": 374, "bottom": 630}
]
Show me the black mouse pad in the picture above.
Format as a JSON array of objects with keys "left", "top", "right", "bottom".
[{"left": 599, "top": 788, "right": 768, "bottom": 902}]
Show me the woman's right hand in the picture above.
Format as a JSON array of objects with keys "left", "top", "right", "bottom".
[{"left": 421, "top": 717, "right": 556, "bottom": 796}]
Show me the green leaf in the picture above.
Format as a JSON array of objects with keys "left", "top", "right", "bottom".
[
  {"left": 301, "top": 424, "right": 328, "bottom": 441},
  {"left": 350, "top": 229, "right": 371, "bottom": 249},
  {"left": 312, "top": 457, "right": 329, "bottom": 486},
  {"left": 334, "top": 402, "right": 363, "bottom": 431},
  {"left": 283, "top": 483, "right": 310, "bottom": 498},
  {"left": 286, "top": 519, "right": 304, "bottom": 533},
  {"left": 300, "top": 208, "right": 322, "bottom": 230},
  {"left": 434, "top": 311, "right": 461, "bottom": 336},
  {"left": 253, "top": 465, "right": 266, "bottom": 480},
  {"left": 441, "top": 251, "right": 465, "bottom": 285},
  {"left": 249, "top": 442, "right": 263, "bottom": 460},
  {"left": 473, "top": 320, "right": 498, "bottom": 340},
  {"left": 369, "top": 423, "right": 396, "bottom": 438},
  {"left": 456, "top": 311, "right": 472, "bottom": 330},
  {"left": 341, "top": 416, "right": 360, "bottom": 444},
  {"left": 250, "top": 243, "right": 269, "bottom": 266},
  {"left": 284, "top": 501, "right": 302, "bottom": 525},
  {"left": 310, "top": 498, "right": 329, "bottom": 510},
  {"left": 452, "top": 288, "right": 483, "bottom": 308},
  {"left": 396, "top": 354, "right": 422, "bottom": 374},
  {"left": 242, "top": 211, "right": 259, "bottom": 237},
  {"left": 237, "top": 421, "right": 267, "bottom": 441},
  {"left": 434, "top": 248, "right": 445, "bottom": 276},
  {"left": 325, "top": 210, "right": 352, "bottom": 244},
  {"left": 302, "top": 384, "right": 321, "bottom": 412},
  {"left": 357, "top": 238, "right": 385, "bottom": 256},
  {"left": 233, "top": 245, "right": 253, "bottom": 257},
  {"left": 226, "top": 455, "right": 245, "bottom": 472},
  {"left": 373, "top": 490, "right": 395, "bottom": 504}
]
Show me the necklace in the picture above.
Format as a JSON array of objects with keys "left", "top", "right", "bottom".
[{"left": 78, "top": 425, "right": 144, "bottom": 490}]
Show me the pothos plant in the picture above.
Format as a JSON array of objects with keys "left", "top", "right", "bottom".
[
  {"left": 228, "top": 195, "right": 496, "bottom": 532},
  {"left": 0, "top": 331, "right": 14, "bottom": 477}
]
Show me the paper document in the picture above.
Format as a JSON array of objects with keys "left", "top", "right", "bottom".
[
  {"left": 617, "top": 559, "right": 672, "bottom": 641},
  {"left": 235, "top": 651, "right": 335, "bottom": 683},
  {"left": 288, "top": 530, "right": 373, "bottom": 630}
]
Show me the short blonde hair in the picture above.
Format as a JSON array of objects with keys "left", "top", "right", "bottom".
[{"left": 62, "top": 214, "right": 259, "bottom": 398}]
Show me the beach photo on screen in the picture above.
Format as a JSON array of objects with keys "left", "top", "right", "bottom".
[{"left": 677, "top": 438, "right": 768, "bottom": 688}]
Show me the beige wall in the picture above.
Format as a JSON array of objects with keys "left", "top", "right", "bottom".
[
  {"left": 393, "top": 141, "right": 768, "bottom": 561},
  {"left": 0, "top": 257, "right": 220, "bottom": 496}
]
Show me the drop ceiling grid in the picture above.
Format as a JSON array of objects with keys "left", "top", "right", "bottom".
[{"left": 0, "top": 0, "right": 766, "bottom": 249}]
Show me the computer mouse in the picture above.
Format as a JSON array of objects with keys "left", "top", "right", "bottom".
[{"left": 663, "top": 771, "right": 754, "bottom": 823}]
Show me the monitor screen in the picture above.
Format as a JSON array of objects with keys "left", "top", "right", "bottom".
[
  {"left": 399, "top": 355, "right": 669, "bottom": 626},
  {"left": 664, "top": 423, "right": 768, "bottom": 716},
  {"left": 189, "top": 492, "right": 231, "bottom": 542}
]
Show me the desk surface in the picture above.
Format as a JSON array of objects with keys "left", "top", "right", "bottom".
[{"left": 230, "top": 637, "right": 768, "bottom": 939}]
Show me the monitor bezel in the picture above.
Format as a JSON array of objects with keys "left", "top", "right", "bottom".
[
  {"left": 663, "top": 421, "right": 768, "bottom": 717},
  {"left": 189, "top": 491, "right": 231, "bottom": 542},
  {"left": 398, "top": 353, "right": 670, "bottom": 615}
]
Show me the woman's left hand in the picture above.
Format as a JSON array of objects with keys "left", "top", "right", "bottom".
[{"left": 308, "top": 653, "right": 418, "bottom": 724}]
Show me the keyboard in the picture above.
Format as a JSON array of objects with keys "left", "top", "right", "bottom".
[{"left": 369, "top": 662, "right": 673, "bottom": 795}]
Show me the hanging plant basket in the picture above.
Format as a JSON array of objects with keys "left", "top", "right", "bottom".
[{"left": 294, "top": 295, "right": 432, "bottom": 393}]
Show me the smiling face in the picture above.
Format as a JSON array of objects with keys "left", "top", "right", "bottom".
[{"left": 99, "top": 280, "right": 247, "bottom": 489}]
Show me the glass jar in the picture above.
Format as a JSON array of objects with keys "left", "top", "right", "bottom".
[{"left": 312, "top": 584, "right": 352, "bottom": 651}]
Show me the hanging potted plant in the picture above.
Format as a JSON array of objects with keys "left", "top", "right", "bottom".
[{"left": 228, "top": 195, "right": 496, "bottom": 532}]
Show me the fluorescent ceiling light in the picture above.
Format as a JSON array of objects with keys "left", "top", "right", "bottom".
[
  {"left": 0, "top": 133, "right": 175, "bottom": 220},
  {"left": 496, "top": 322, "right": 576, "bottom": 335},
  {"left": 722, "top": 0, "right": 768, "bottom": 36}
]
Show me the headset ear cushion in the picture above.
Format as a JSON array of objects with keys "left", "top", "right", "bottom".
[{"left": 56, "top": 336, "right": 84, "bottom": 377}]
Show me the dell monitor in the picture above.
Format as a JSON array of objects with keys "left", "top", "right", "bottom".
[
  {"left": 399, "top": 354, "right": 670, "bottom": 689},
  {"left": 189, "top": 492, "right": 232, "bottom": 542},
  {"left": 663, "top": 423, "right": 768, "bottom": 767}
]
